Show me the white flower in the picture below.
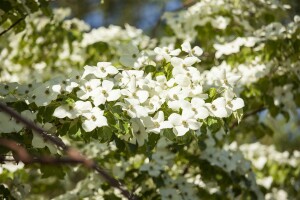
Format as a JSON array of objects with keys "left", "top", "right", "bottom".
[
  {"left": 226, "top": 98, "right": 245, "bottom": 112},
  {"left": 205, "top": 97, "right": 229, "bottom": 118},
  {"left": 173, "top": 66, "right": 201, "bottom": 87},
  {"left": 119, "top": 43, "right": 148, "bottom": 69},
  {"left": 224, "top": 89, "right": 245, "bottom": 113},
  {"left": 121, "top": 75, "right": 149, "bottom": 103},
  {"left": 53, "top": 101, "right": 92, "bottom": 119},
  {"left": 218, "top": 68, "right": 241, "bottom": 88},
  {"left": 32, "top": 123, "right": 57, "bottom": 154},
  {"left": 168, "top": 111, "right": 201, "bottom": 136},
  {"left": 118, "top": 98, "right": 148, "bottom": 118},
  {"left": 170, "top": 56, "right": 199, "bottom": 69},
  {"left": 182, "top": 98, "right": 209, "bottom": 119},
  {"left": 82, "top": 107, "right": 108, "bottom": 132},
  {"left": 0, "top": 111, "right": 23, "bottom": 133},
  {"left": 181, "top": 40, "right": 203, "bottom": 56},
  {"left": 152, "top": 150, "right": 174, "bottom": 165},
  {"left": 143, "top": 95, "right": 165, "bottom": 114},
  {"left": 77, "top": 79, "right": 101, "bottom": 100},
  {"left": 140, "top": 162, "right": 161, "bottom": 177},
  {"left": 130, "top": 118, "right": 148, "bottom": 146},
  {"left": 257, "top": 177, "right": 273, "bottom": 189},
  {"left": 114, "top": 70, "right": 144, "bottom": 87},
  {"left": 154, "top": 46, "right": 181, "bottom": 62},
  {"left": 142, "top": 111, "right": 172, "bottom": 134},
  {"left": 82, "top": 62, "right": 118, "bottom": 79},
  {"left": 160, "top": 188, "right": 181, "bottom": 200},
  {"left": 52, "top": 79, "right": 79, "bottom": 94},
  {"left": 30, "top": 84, "right": 60, "bottom": 106},
  {"left": 90, "top": 80, "right": 121, "bottom": 106},
  {"left": 167, "top": 86, "right": 189, "bottom": 111}
]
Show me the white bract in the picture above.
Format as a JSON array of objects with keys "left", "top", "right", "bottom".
[
  {"left": 53, "top": 101, "right": 92, "bottom": 119},
  {"left": 168, "top": 112, "right": 201, "bottom": 136},
  {"left": 81, "top": 107, "right": 108, "bottom": 132},
  {"left": 206, "top": 97, "right": 229, "bottom": 118},
  {"left": 181, "top": 40, "right": 203, "bottom": 56},
  {"left": 82, "top": 62, "right": 118, "bottom": 79},
  {"left": 90, "top": 80, "right": 121, "bottom": 106}
]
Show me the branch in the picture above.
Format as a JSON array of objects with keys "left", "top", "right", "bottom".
[
  {"left": 0, "top": 102, "right": 67, "bottom": 150},
  {"left": 0, "top": 139, "right": 82, "bottom": 165},
  {"left": 0, "top": 15, "right": 27, "bottom": 37},
  {"left": 0, "top": 102, "right": 137, "bottom": 200}
]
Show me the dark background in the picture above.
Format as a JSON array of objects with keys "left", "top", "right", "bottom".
[{"left": 51, "top": 0, "right": 300, "bottom": 34}]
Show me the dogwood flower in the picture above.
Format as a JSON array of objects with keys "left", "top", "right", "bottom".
[
  {"left": 142, "top": 111, "right": 172, "bottom": 134},
  {"left": 77, "top": 79, "right": 101, "bottom": 100},
  {"left": 205, "top": 97, "right": 229, "bottom": 118},
  {"left": 82, "top": 62, "right": 118, "bottom": 79},
  {"left": 154, "top": 46, "right": 181, "bottom": 62},
  {"left": 181, "top": 40, "right": 203, "bottom": 56},
  {"left": 118, "top": 98, "right": 148, "bottom": 118},
  {"left": 53, "top": 101, "right": 92, "bottom": 119},
  {"left": 130, "top": 118, "right": 148, "bottom": 146},
  {"left": 121, "top": 75, "right": 149, "bottom": 103},
  {"left": 90, "top": 80, "right": 121, "bottom": 106},
  {"left": 81, "top": 107, "right": 107, "bottom": 132},
  {"left": 167, "top": 86, "right": 189, "bottom": 111},
  {"left": 0, "top": 111, "right": 23, "bottom": 133},
  {"left": 159, "top": 188, "right": 181, "bottom": 200},
  {"left": 224, "top": 90, "right": 245, "bottom": 113},
  {"left": 168, "top": 111, "right": 201, "bottom": 136},
  {"left": 30, "top": 84, "right": 60, "bottom": 106},
  {"left": 140, "top": 162, "right": 161, "bottom": 177},
  {"left": 143, "top": 95, "right": 165, "bottom": 114},
  {"left": 119, "top": 43, "right": 148, "bottom": 69},
  {"left": 170, "top": 56, "right": 199, "bottom": 69},
  {"left": 182, "top": 98, "right": 209, "bottom": 119},
  {"left": 216, "top": 68, "right": 241, "bottom": 88}
]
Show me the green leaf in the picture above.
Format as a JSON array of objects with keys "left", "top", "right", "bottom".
[
  {"left": 208, "top": 88, "right": 217, "bottom": 100},
  {"left": 97, "top": 126, "right": 113, "bottom": 143},
  {"left": 105, "top": 111, "right": 116, "bottom": 125},
  {"left": 145, "top": 65, "right": 156, "bottom": 74},
  {"left": 40, "top": 165, "right": 65, "bottom": 179},
  {"left": 147, "top": 133, "right": 160, "bottom": 150},
  {"left": 207, "top": 117, "right": 221, "bottom": 133},
  {"left": 176, "top": 131, "right": 193, "bottom": 145},
  {"left": 68, "top": 120, "right": 79, "bottom": 135},
  {"left": 43, "top": 105, "right": 56, "bottom": 122},
  {"left": 58, "top": 122, "right": 70, "bottom": 136},
  {"left": 114, "top": 136, "right": 125, "bottom": 151},
  {"left": 163, "top": 129, "right": 176, "bottom": 141}
]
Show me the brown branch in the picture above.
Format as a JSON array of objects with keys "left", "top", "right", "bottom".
[
  {"left": 230, "top": 107, "right": 266, "bottom": 129},
  {"left": 0, "top": 139, "right": 82, "bottom": 165},
  {"left": 0, "top": 102, "right": 137, "bottom": 200},
  {"left": 0, "top": 102, "right": 67, "bottom": 150},
  {"left": 0, "top": 15, "right": 27, "bottom": 37}
]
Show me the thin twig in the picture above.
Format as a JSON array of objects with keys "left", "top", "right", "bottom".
[
  {"left": 0, "top": 102, "right": 137, "bottom": 200},
  {"left": 0, "top": 15, "right": 27, "bottom": 37}
]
